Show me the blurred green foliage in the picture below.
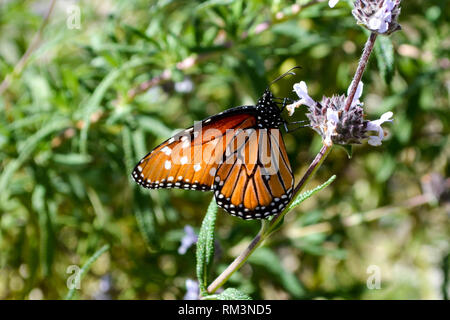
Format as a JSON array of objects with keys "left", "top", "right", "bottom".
[{"left": 0, "top": 0, "right": 448, "bottom": 300}]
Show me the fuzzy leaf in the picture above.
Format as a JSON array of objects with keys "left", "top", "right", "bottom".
[
  {"left": 196, "top": 198, "right": 218, "bottom": 294},
  {"left": 337, "top": 144, "right": 353, "bottom": 159},
  {"left": 134, "top": 204, "right": 158, "bottom": 251},
  {"left": 288, "top": 175, "right": 336, "bottom": 210},
  {"left": 207, "top": 288, "right": 252, "bottom": 300}
]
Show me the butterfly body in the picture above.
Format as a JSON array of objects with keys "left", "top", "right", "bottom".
[
  {"left": 132, "top": 89, "right": 294, "bottom": 220},
  {"left": 254, "top": 90, "right": 285, "bottom": 129}
]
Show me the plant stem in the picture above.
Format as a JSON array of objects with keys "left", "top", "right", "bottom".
[
  {"left": 207, "top": 231, "right": 263, "bottom": 294},
  {"left": 344, "top": 32, "right": 377, "bottom": 112},
  {"left": 206, "top": 144, "right": 332, "bottom": 294},
  {"left": 267, "top": 144, "right": 332, "bottom": 235},
  {"left": 0, "top": 0, "right": 56, "bottom": 96}
]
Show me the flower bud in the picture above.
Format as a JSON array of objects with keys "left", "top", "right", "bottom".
[{"left": 352, "top": 0, "right": 402, "bottom": 35}]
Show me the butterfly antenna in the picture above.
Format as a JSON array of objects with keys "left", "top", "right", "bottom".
[
  {"left": 269, "top": 66, "right": 302, "bottom": 88},
  {"left": 289, "top": 120, "right": 308, "bottom": 124}
]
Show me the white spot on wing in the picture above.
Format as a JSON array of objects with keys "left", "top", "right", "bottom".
[{"left": 161, "top": 147, "right": 172, "bottom": 155}]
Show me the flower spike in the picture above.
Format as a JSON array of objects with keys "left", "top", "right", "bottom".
[
  {"left": 288, "top": 81, "right": 393, "bottom": 147},
  {"left": 352, "top": 0, "right": 402, "bottom": 35}
]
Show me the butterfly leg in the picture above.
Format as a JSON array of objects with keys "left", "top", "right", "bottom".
[{"left": 285, "top": 120, "right": 310, "bottom": 133}]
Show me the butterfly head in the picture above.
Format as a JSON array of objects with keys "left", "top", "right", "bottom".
[{"left": 255, "top": 89, "right": 284, "bottom": 129}]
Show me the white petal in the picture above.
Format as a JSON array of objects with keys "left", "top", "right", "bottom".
[
  {"left": 298, "top": 81, "right": 308, "bottom": 93},
  {"left": 368, "top": 0, "right": 396, "bottom": 33},
  {"left": 321, "top": 108, "right": 339, "bottom": 146},
  {"left": 326, "top": 108, "right": 340, "bottom": 124},
  {"left": 347, "top": 81, "right": 364, "bottom": 108},
  {"left": 328, "top": 0, "right": 339, "bottom": 8},
  {"left": 293, "top": 81, "right": 308, "bottom": 97},
  {"left": 369, "top": 17, "right": 382, "bottom": 31},
  {"left": 286, "top": 101, "right": 302, "bottom": 116},
  {"left": 385, "top": 0, "right": 395, "bottom": 11},
  {"left": 371, "top": 111, "right": 394, "bottom": 126},
  {"left": 366, "top": 112, "right": 394, "bottom": 146},
  {"left": 368, "top": 136, "right": 382, "bottom": 146},
  {"left": 378, "top": 22, "right": 389, "bottom": 34},
  {"left": 354, "top": 81, "right": 364, "bottom": 102},
  {"left": 293, "top": 81, "right": 316, "bottom": 107}
]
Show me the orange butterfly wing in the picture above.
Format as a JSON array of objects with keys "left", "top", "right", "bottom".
[
  {"left": 213, "top": 128, "right": 294, "bottom": 219},
  {"left": 132, "top": 109, "right": 258, "bottom": 191}
]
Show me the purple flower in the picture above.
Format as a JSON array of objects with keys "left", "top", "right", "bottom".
[
  {"left": 347, "top": 80, "right": 364, "bottom": 108},
  {"left": 367, "top": 0, "right": 395, "bottom": 33},
  {"left": 288, "top": 80, "right": 394, "bottom": 146},
  {"left": 286, "top": 81, "right": 316, "bottom": 116},
  {"left": 184, "top": 279, "right": 199, "bottom": 300},
  {"left": 365, "top": 111, "right": 394, "bottom": 146},
  {"left": 175, "top": 78, "right": 194, "bottom": 93},
  {"left": 93, "top": 275, "right": 112, "bottom": 300},
  {"left": 178, "top": 225, "right": 198, "bottom": 255},
  {"left": 352, "top": 0, "right": 402, "bottom": 35}
]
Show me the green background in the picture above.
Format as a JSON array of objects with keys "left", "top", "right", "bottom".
[{"left": 0, "top": 0, "right": 448, "bottom": 299}]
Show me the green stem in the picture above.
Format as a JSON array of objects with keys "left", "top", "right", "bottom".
[
  {"left": 0, "top": 0, "right": 56, "bottom": 95},
  {"left": 207, "top": 230, "right": 263, "bottom": 294},
  {"left": 266, "top": 144, "right": 332, "bottom": 235}
]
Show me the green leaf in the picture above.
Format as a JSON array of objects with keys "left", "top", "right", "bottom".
[
  {"left": 52, "top": 153, "right": 92, "bottom": 165},
  {"left": 196, "top": 198, "right": 218, "bottom": 295},
  {"left": 79, "top": 58, "right": 151, "bottom": 154},
  {"left": 337, "top": 144, "right": 353, "bottom": 159},
  {"left": 241, "top": 48, "right": 265, "bottom": 77},
  {"left": 134, "top": 202, "right": 159, "bottom": 251},
  {"left": 196, "top": 0, "right": 235, "bottom": 11},
  {"left": 293, "top": 240, "right": 347, "bottom": 259},
  {"left": 32, "top": 185, "right": 54, "bottom": 277},
  {"left": 137, "top": 116, "right": 174, "bottom": 138},
  {"left": 0, "top": 118, "right": 71, "bottom": 203},
  {"left": 65, "top": 244, "right": 110, "bottom": 300},
  {"left": 288, "top": 175, "right": 336, "bottom": 211},
  {"left": 375, "top": 36, "right": 395, "bottom": 84},
  {"left": 122, "top": 126, "right": 134, "bottom": 175},
  {"left": 204, "top": 288, "right": 252, "bottom": 300}
]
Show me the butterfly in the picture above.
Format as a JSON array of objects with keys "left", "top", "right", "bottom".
[{"left": 132, "top": 72, "right": 298, "bottom": 220}]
